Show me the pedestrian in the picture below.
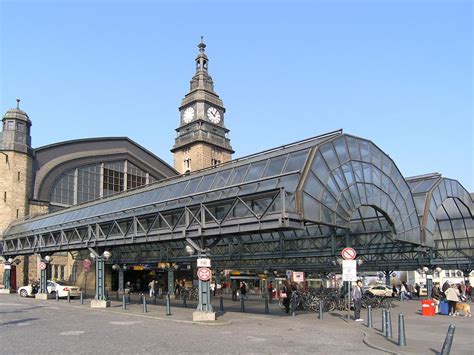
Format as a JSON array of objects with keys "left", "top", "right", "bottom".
[
  {"left": 432, "top": 282, "right": 441, "bottom": 313},
  {"left": 231, "top": 282, "right": 238, "bottom": 301},
  {"left": 392, "top": 285, "right": 398, "bottom": 298},
  {"left": 148, "top": 279, "right": 156, "bottom": 298},
  {"left": 281, "top": 281, "right": 292, "bottom": 314},
  {"left": 399, "top": 283, "right": 408, "bottom": 301},
  {"left": 239, "top": 281, "right": 248, "bottom": 300},
  {"left": 442, "top": 280, "right": 450, "bottom": 298},
  {"left": 267, "top": 281, "right": 274, "bottom": 303},
  {"left": 445, "top": 284, "right": 460, "bottom": 316},
  {"left": 352, "top": 280, "right": 364, "bottom": 322},
  {"left": 415, "top": 283, "right": 421, "bottom": 298}
]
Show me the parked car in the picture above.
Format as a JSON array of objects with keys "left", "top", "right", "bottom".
[
  {"left": 17, "top": 283, "right": 39, "bottom": 297},
  {"left": 366, "top": 285, "right": 393, "bottom": 297},
  {"left": 18, "top": 280, "right": 80, "bottom": 298},
  {"left": 47, "top": 280, "right": 81, "bottom": 298}
]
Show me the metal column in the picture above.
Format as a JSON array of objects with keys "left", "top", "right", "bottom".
[
  {"left": 95, "top": 256, "right": 106, "bottom": 300},
  {"left": 197, "top": 278, "right": 213, "bottom": 312},
  {"left": 426, "top": 276, "right": 433, "bottom": 299},
  {"left": 40, "top": 265, "right": 47, "bottom": 294},
  {"left": 167, "top": 268, "right": 174, "bottom": 296},
  {"left": 3, "top": 261, "right": 11, "bottom": 290},
  {"left": 385, "top": 271, "right": 391, "bottom": 287},
  {"left": 118, "top": 267, "right": 124, "bottom": 292}
]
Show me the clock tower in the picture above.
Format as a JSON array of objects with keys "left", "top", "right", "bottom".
[{"left": 171, "top": 38, "right": 234, "bottom": 174}]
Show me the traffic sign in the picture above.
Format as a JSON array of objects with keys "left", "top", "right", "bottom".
[
  {"left": 292, "top": 272, "right": 305, "bottom": 283},
  {"left": 197, "top": 267, "right": 211, "bottom": 281},
  {"left": 39, "top": 262, "right": 46, "bottom": 270},
  {"left": 82, "top": 259, "right": 92, "bottom": 268},
  {"left": 341, "top": 247, "right": 357, "bottom": 260},
  {"left": 342, "top": 260, "right": 358, "bottom": 281},
  {"left": 286, "top": 270, "right": 292, "bottom": 278},
  {"left": 197, "top": 258, "right": 211, "bottom": 268}
]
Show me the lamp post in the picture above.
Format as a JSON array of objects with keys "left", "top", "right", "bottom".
[
  {"left": 89, "top": 249, "right": 112, "bottom": 302},
  {"left": 0, "top": 257, "right": 15, "bottom": 293},
  {"left": 112, "top": 264, "right": 127, "bottom": 293},
  {"left": 419, "top": 266, "right": 442, "bottom": 299}
]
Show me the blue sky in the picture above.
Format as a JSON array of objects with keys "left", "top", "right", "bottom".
[{"left": 1, "top": 0, "right": 472, "bottom": 191}]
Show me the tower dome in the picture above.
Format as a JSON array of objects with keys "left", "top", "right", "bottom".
[
  {"left": 2, "top": 99, "right": 31, "bottom": 124},
  {"left": 0, "top": 99, "right": 33, "bottom": 154}
]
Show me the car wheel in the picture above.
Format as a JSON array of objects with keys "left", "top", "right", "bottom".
[
  {"left": 51, "top": 291, "right": 57, "bottom": 297},
  {"left": 20, "top": 289, "right": 28, "bottom": 297}
]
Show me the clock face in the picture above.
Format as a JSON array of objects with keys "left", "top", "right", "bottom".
[
  {"left": 207, "top": 107, "right": 221, "bottom": 124},
  {"left": 183, "top": 107, "right": 195, "bottom": 123}
]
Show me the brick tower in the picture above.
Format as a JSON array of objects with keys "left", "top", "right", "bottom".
[{"left": 171, "top": 37, "right": 234, "bottom": 174}]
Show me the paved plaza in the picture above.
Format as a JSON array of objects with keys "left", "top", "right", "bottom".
[{"left": 1, "top": 293, "right": 473, "bottom": 354}]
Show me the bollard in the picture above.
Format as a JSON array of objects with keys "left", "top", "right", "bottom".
[
  {"left": 367, "top": 305, "right": 373, "bottom": 328},
  {"left": 220, "top": 296, "right": 224, "bottom": 312},
  {"left": 398, "top": 313, "right": 406, "bottom": 346},
  {"left": 386, "top": 309, "right": 393, "bottom": 339},
  {"left": 183, "top": 294, "right": 187, "bottom": 308},
  {"left": 291, "top": 300, "right": 296, "bottom": 317},
  {"left": 80, "top": 291, "right": 84, "bottom": 305},
  {"left": 56, "top": 291, "right": 59, "bottom": 301},
  {"left": 264, "top": 297, "right": 269, "bottom": 315},
  {"left": 382, "top": 308, "right": 387, "bottom": 335},
  {"left": 440, "top": 324, "right": 456, "bottom": 355},
  {"left": 166, "top": 294, "right": 171, "bottom": 316},
  {"left": 319, "top": 301, "right": 323, "bottom": 320},
  {"left": 240, "top": 297, "right": 245, "bottom": 313},
  {"left": 143, "top": 295, "right": 147, "bottom": 313},
  {"left": 122, "top": 295, "right": 127, "bottom": 310},
  {"left": 67, "top": 291, "right": 70, "bottom": 303}
]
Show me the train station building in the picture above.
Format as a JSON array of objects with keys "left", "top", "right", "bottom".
[{"left": 1, "top": 40, "right": 472, "bottom": 300}]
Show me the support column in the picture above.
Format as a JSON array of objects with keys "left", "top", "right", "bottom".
[
  {"left": 118, "top": 267, "right": 124, "bottom": 292},
  {"left": 36, "top": 257, "right": 52, "bottom": 300},
  {"left": 193, "top": 253, "right": 215, "bottom": 321},
  {"left": 385, "top": 271, "right": 391, "bottom": 287},
  {"left": 168, "top": 268, "right": 175, "bottom": 299},
  {"left": 426, "top": 276, "right": 433, "bottom": 299},
  {"left": 91, "top": 256, "right": 110, "bottom": 308},
  {"left": 0, "top": 261, "right": 12, "bottom": 294}
]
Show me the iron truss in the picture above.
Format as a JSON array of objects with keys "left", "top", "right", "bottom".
[{"left": 2, "top": 188, "right": 302, "bottom": 256}]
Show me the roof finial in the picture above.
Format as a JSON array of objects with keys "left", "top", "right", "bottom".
[
  {"left": 198, "top": 35, "right": 206, "bottom": 53},
  {"left": 16, "top": 99, "right": 20, "bottom": 109}
]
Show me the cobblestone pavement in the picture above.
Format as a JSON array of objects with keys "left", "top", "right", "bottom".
[{"left": 1, "top": 294, "right": 472, "bottom": 354}]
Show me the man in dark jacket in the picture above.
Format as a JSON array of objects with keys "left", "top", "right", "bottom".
[{"left": 442, "top": 280, "right": 450, "bottom": 298}]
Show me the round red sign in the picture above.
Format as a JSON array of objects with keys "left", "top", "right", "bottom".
[
  {"left": 197, "top": 267, "right": 211, "bottom": 281},
  {"left": 39, "top": 262, "right": 46, "bottom": 270},
  {"left": 341, "top": 247, "right": 357, "bottom": 260}
]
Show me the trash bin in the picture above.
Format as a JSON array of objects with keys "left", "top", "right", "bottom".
[
  {"left": 439, "top": 300, "right": 450, "bottom": 315},
  {"left": 421, "top": 300, "right": 435, "bottom": 316}
]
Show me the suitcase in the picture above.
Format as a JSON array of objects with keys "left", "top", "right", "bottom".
[{"left": 439, "top": 300, "right": 449, "bottom": 315}]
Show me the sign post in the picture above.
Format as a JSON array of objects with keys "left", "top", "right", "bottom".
[{"left": 341, "top": 248, "right": 358, "bottom": 321}]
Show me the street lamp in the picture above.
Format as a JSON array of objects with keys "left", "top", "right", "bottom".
[{"left": 185, "top": 245, "right": 195, "bottom": 256}]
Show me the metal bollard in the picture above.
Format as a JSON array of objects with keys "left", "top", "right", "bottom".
[
  {"left": 166, "top": 294, "right": 171, "bottom": 316},
  {"left": 240, "top": 297, "right": 245, "bottom": 312},
  {"left": 127, "top": 294, "right": 131, "bottom": 304},
  {"left": 80, "top": 291, "right": 84, "bottom": 305},
  {"left": 367, "top": 305, "right": 372, "bottom": 328},
  {"left": 67, "top": 291, "right": 70, "bottom": 303},
  {"left": 382, "top": 308, "right": 387, "bottom": 335},
  {"left": 183, "top": 295, "right": 187, "bottom": 308},
  {"left": 122, "top": 295, "right": 127, "bottom": 310},
  {"left": 264, "top": 297, "right": 269, "bottom": 314},
  {"left": 440, "top": 324, "right": 456, "bottom": 355},
  {"left": 398, "top": 313, "right": 406, "bottom": 346},
  {"left": 143, "top": 295, "right": 147, "bottom": 313},
  {"left": 220, "top": 296, "right": 224, "bottom": 312},
  {"left": 319, "top": 301, "right": 323, "bottom": 320},
  {"left": 386, "top": 309, "right": 393, "bottom": 339}
]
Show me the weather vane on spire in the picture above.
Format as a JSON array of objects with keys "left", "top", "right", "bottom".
[
  {"left": 198, "top": 35, "right": 206, "bottom": 52},
  {"left": 16, "top": 99, "right": 20, "bottom": 109}
]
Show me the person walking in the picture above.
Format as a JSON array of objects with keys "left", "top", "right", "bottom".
[
  {"left": 267, "top": 281, "right": 274, "bottom": 303},
  {"left": 282, "top": 281, "right": 292, "bottom": 314},
  {"left": 239, "top": 281, "right": 248, "bottom": 300},
  {"left": 352, "top": 280, "right": 364, "bottom": 322},
  {"left": 415, "top": 283, "right": 421, "bottom": 298},
  {"left": 445, "top": 284, "right": 460, "bottom": 316},
  {"left": 148, "top": 279, "right": 156, "bottom": 298},
  {"left": 432, "top": 283, "right": 442, "bottom": 313}
]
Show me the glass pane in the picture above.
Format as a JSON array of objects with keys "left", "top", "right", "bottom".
[
  {"left": 211, "top": 169, "right": 232, "bottom": 189},
  {"left": 244, "top": 160, "right": 267, "bottom": 182},
  {"left": 263, "top": 155, "right": 287, "bottom": 177},
  {"left": 347, "top": 136, "right": 361, "bottom": 160},
  {"left": 312, "top": 152, "right": 330, "bottom": 184},
  {"left": 333, "top": 137, "right": 350, "bottom": 164},
  {"left": 195, "top": 173, "right": 216, "bottom": 193},
  {"left": 227, "top": 165, "right": 249, "bottom": 186},
  {"left": 183, "top": 177, "right": 201, "bottom": 195},
  {"left": 284, "top": 149, "right": 309, "bottom": 172},
  {"left": 320, "top": 143, "right": 339, "bottom": 171}
]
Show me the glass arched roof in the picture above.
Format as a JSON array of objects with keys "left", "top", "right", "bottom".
[{"left": 3, "top": 131, "right": 422, "bottom": 247}]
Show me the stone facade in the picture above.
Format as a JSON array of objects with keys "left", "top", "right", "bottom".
[
  {"left": 0, "top": 151, "right": 33, "bottom": 235},
  {"left": 173, "top": 143, "right": 232, "bottom": 173}
]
